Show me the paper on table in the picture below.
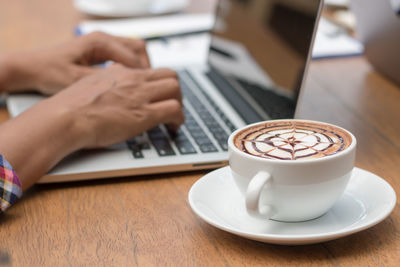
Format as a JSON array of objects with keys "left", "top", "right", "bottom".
[
  {"left": 324, "top": 0, "right": 349, "bottom": 7},
  {"left": 390, "top": 0, "right": 400, "bottom": 13},
  {"left": 77, "top": 13, "right": 214, "bottom": 67},
  {"left": 312, "top": 18, "right": 364, "bottom": 59},
  {"left": 146, "top": 33, "right": 211, "bottom": 68},
  {"left": 77, "top": 13, "right": 214, "bottom": 39}
]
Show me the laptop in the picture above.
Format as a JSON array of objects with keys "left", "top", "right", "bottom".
[{"left": 6, "top": 0, "right": 323, "bottom": 183}]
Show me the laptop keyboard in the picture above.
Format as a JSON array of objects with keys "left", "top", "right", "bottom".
[
  {"left": 205, "top": 68, "right": 297, "bottom": 122},
  {"left": 180, "top": 77, "right": 227, "bottom": 152},
  {"left": 235, "top": 78, "right": 296, "bottom": 119},
  {"left": 183, "top": 107, "right": 218, "bottom": 153},
  {"left": 205, "top": 69, "right": 262, "bottom": 124},
  {"left": 148, "top": 126, "right": 176, "bottom": 156},
  {"left": 126, "top": 67, "right": 295, "bottom": 159},
  {"left": 126, "top": 70, "right": 234, "bottom": 158}
]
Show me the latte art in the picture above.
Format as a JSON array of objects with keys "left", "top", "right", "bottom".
[{"left": 234, "top": 121, "right": 352, "bottom": 160}]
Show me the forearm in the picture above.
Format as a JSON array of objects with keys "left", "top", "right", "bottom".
[
  {"left": 0, "top": 99, "right": 84, "bottom": 190},
  {"left": 0, "top": 53, "right": 39, "bottom": 93},
  {"left": 0, "top": 55, "right": 13, "bottom": 92}
]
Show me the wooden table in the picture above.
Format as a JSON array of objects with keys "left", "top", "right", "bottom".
[{"left": 1, "top": 0, "right": 399, "bottom": 266}]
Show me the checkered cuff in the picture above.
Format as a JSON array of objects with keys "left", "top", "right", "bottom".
[{"left": 0, "top": 154, "right": 22, "bottom": 213}]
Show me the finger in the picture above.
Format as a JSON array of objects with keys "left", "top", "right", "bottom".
[
  {"left": 92, "top": 39, "right": 143, "bottom": 68},
  {"left": 113, "top": 36, "right": 146, "bottom": 51},
  {"left": 141, "top": 78, "right": 182, "bottom": 104},
  {"left": 110, "top": 36, "right": 151, "bottom": 68},
  {"left": 144, "top": 68, "right": 178, "bottom": 81},
  {"left": 146, "top": 99, "right": 185, "bottom": 131},
  {"left": 139, "top": 47, "right": 151, "bottom": 68},
  {"left": 76, "top": 66, "right": 99, "bottom": 78}
]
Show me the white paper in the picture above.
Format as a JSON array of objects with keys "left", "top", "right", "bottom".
[
  {"left": 147, "top": 33, "right": 210, "bottom": 68},
  {"left": 390, "top": 0, "right": 400, "bottom": 12},
  {"left": 312, "top": 18, "right": 364, "bottom": 59},
  {"left": 324, "top": 0, "right": 349, "bottom": 7},
  {"left": 78, "top": 13, "right": 215, "bottom": 67},
  {"left": 77, "top": 13, "right": 214, "bottom": 39}
]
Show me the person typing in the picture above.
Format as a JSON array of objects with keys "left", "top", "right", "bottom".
[{"left": 0, "top": 32, "right": 184, "bottom": 213}]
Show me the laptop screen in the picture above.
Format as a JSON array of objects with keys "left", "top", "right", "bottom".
[{"left": 207, "top": 0, "right": 321, "bottom": 123}]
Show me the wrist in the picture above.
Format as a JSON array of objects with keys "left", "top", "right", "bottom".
[
  {"left": 0, "top": 55, "right": 13, "bottom": 92},
  {"left": 0, "top": 53, "right": 40, "bottom": 93},
  {"left": 0, "top": 97, "right": 86, "bottom": 189},
  {"left": 35, "top": 97, "right": 88, "bottom": 155}
]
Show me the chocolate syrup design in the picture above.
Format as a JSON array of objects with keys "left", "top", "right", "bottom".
[{"left": 237, "top": 122, "right": 350, "bottom": 160}]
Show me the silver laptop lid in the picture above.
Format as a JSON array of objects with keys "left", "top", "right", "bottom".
[{"left": 206, "top": 0, "right": 322, "bottom": 123}]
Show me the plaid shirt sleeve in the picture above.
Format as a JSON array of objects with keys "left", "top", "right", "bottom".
[{"left": 0, "top": 154, "right": 22, "bottom": 213}]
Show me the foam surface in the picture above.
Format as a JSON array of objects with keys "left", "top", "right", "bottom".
[{"left": 234, "top": 121, "right": 352, "bottom": 160}]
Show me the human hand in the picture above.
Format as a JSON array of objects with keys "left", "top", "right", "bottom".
[
  {"left": 0, "top": 64, "right": 183, "bottom": 189},
  {"left": 0, "top": 32, "right": 150, "bottom": 94},
  {"left": 45, "top": 64, "right": 184, "bottom": 148}
]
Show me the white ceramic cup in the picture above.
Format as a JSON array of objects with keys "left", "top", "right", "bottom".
[
  {"left": 228, "top": 119, "right": 356, "bottom": 222},
  {"left": 74, "top": 0, "right": 157, "bottom": 16}
]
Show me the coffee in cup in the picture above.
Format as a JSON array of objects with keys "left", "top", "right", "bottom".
[
  {"left": 233, "top": 120, "right": 352, "bottom": 161},
  {"left": 228, "top": 119, "right": 356, "bottom": 222}
]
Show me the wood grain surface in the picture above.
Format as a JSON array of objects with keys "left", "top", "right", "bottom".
[{"left": 0, "top": 0, "right": 399, "bottom": 266}]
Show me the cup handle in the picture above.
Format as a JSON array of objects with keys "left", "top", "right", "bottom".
[{"left": 245, "top": 171, "right": 274, "bottom": 219}]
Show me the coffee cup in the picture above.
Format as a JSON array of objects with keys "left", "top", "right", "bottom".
[
  {"left": 74, "top": 0, "right": 157, "bottom": 16},
  {"left": 228, "top": 119, "right": 356, "bottom": 222}
]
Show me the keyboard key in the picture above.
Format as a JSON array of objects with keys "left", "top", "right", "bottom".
[
  {"left": 175, "top": 140, "right": 197, "bottom": 154},
  {"left": 205, "top": 120, "right": 221, "bottom": 129},
  {"left": 140, "top": 142, "right": 151, "bottom": 150},
  {"left": 126, "top": 138, "right": 136, "bottom": 145},
  {"left": 127, "top": 144, "right": 144, "bottom": 158},
  {"left": 214, "top": 132, "right": 229, "bottom": 142},
  {"left": 168, "top": 129, "right": 186, "bottom": 142},
  {"left": 199, "top": 144, "right": 218, "bottom": 153},
  {"left": 131, "top": 149, "right": 144, "bottom": 159},
  {"left": 126, "top": 137, "right": 145, "bottom": 158},
  {"left": 218, "top": 140, "right": 228, "bottom": 151},
  {"left": 148, "top": 126, "right": 166, "bottom": 140},
  {"left": 226, "top": 121, "right": 236, "bottom": 132},
  {"left": 148, "top": 126, "right": 176, "bottom": 156},
  {"left": 151, "top": 139, "right": 176, "bottom": 156},
  {"left": 127, "top": 136, "right": 150, "bottom": 150},
  {"left": 190, "top": 131, "right": 208, "bottom": 139},
  {"left": 196, "top": 137, "right": 213, "bottom": 146},
  {"left": 170, "top": 128, "right": 197, "bottom": 155}
]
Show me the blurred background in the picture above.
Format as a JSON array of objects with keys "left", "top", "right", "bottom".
[{"left": 1, "top": 0, "right": 398, "bottom": 86}]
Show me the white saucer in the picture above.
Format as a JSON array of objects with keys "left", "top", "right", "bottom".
[
  {"left": 188, "top": 166, "right": 396, "bottom": 245},
  {"left": 74, "top": 0, "right": 189, "bottom": 17}
]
